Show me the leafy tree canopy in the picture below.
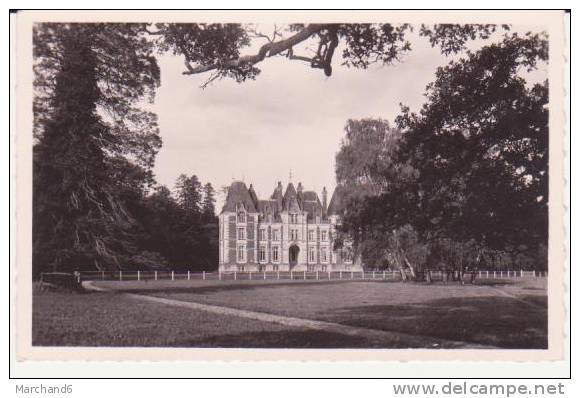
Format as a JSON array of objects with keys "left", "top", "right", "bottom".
[
  {"left": 394, "top": 32, "right": 548, "bottom": 249},
  {"left": 34, "top": 23, "right": 162, "bottom": 168},
  {"left": 149, "top": 23, "right": 510, "bottom": 86},
  {"left": 335, "top": 32, "right": 548, "bottom": 271}
]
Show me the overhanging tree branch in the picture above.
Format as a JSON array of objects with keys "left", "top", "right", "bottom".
[{"left": 181, "top": 24, "right": 324, "bottom": 75}]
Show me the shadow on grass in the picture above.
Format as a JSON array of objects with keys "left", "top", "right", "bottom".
[
  {"left": 104, "top": 280, "right": 391, "bottom": 296},
  {"left": 470, "top": 279, "right": 518, "bottom": 287},
  {"left": 324, "top": 295, "right": 547, "bottom": 349}
]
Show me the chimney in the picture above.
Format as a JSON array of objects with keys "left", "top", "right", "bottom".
[
  {"left": 275, "top": 181, "right": 283, "bottom": 205},
  {"left": 322, "top": 186, "right": 328, "bottom": 214},
  {"left": 248, "top": 184, "right": 258, "bottom": 208},
  {"left": 297, "top": 182, "right": 303, "bottom": 193}
]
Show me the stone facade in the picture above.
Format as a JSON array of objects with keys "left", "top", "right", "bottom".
[{"left": 218, "top": 181, "right": 362, "bottom": 272}]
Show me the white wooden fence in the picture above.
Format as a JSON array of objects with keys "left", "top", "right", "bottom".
[{"left": 78, "top": 269, "right": 547, "bottom": 282}]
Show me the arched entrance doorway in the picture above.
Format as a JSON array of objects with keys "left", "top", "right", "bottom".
[{"left": 289, "top": 245, "right": 300, "bottom": 268}]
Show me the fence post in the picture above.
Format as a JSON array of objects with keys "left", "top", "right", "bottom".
[
  {"left": 154, "top": 270, "right": 158, "bottom": 281},
  {"left": 340, "top": 271, "right": 342, "bottom": 280},
  {"left": 101, "top": 271, "right": 105, "bottom": 281},
  {"left": 303, "top": 270, "right": 306, "bottom": 280},
  {"left": 234, "top": 271, "right": 237, "bottom": 281},
  {"left": 372, "top": 271, "right": 375, "bottom": 280},
  {"left": 316, "top": 271, "right": 319, "bottom": 280},
  {"left": 328, "top": 271, "right": 331, "bottom": 280},
  {"left": 533, "top": 270, "right": 536, "bottom": 277},
  {"left": 219, "top": 272, "right": 222, "bottom": 281},
  {"left": 277, "top": 270, "right": 280, "bottom": 280},
  {"left": 188, "top": 271, "right": 191, "bottom": 280},
  {"left": 119, "top": 271, "right": 122, "bottom": 281},
  {"left": 171, "top": 271, "right": 174, "bottom": 281},
  {"left": 486, "top": 270, "right": 489, "bottom": 278},
  {"left": 264, "top": 271, "right": 266, "bottom": 280},
  {"left": 137, "top": 270, "right": 140, "bottom": 281},
  {"left": 249, "top": 271, "right": 252, "bottom": 281},
  {"left": 520, "top": 270, "right": 523, "bottom": 278},
  {"left": 351, "top": 271, "right": 354, "bottom": 279},
  {"left": 383, "top": 270, "right": 386, "bottom": 280},
  {"left": 291, "top": 271, "right": 293, "bottom": 280}
]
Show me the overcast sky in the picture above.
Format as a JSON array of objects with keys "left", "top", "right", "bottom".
[{"left": 149, "top": 26, "right": 546, "bottom": 210}]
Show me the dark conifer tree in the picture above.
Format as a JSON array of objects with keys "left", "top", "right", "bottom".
[
  {"left": 202, "top": 182, "right": 217, "bottom": 222},
  {"left": 33, "top": 24, "right": 161, "bottom": 275}
]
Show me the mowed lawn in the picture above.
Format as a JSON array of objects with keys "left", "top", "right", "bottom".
[
  {"left": 33, "top": 288, "right": 381, "bottom": 348},
  {"left": 33, "top": 278, "right": 547, "bottom": 349}
]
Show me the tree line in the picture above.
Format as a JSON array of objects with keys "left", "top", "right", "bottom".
[
  {"left": 32, "top": 22, "right": 548, "bottom": 277},
  {"left": 333, "top": 33, "right": 548, "bottom": 273},
  {"left": 32, "top": 24, "right": 218, "bottom": 277}
]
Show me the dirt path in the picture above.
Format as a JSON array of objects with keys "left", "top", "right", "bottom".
[{"left": 83, "top": 281, "right": 497, "bottom": 349}]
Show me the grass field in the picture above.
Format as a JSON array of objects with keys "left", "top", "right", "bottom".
[{"left": 33, "top": 278, "right": 547, "bottom": 349}]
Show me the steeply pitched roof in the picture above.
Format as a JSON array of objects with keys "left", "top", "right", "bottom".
[
  {"left": 283, "top": 182, "right": 301, "bottom": 212},
  {"left": 258, "top": 199, "right": 281, "bottom": 214},
  {"left": 248, "top": 184, "right": 259, "bottom": 210},
  {"left": 327, "top": 186, "right": 347, "bottom": 216},
  {"left": 223, "top": 181, "right": 334, "bottom": 220},
  {"left": 301, "top": 190, "right": 320, "bottom": 204},
  {"left": 221, "top": 181, "right": 257, "bottom": 214},
  {"left": 302, "top": 200, "right": 323, "bottom": 221},
  {"left": 299, "top": 190, "right": 323, "bottom": 220},
  {"left": 258, "top": 199, "right": 282, "bottom": 222},
  {"left": 283, "top": 182, "right": 297, "bottom": 201},
  {"left": 271, "top": 181, "right": 283, "bottom": 207}
]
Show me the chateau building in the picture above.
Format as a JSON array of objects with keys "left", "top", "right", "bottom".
[{"left": 218, "top": 181, "right": 362, "bottom": 272}]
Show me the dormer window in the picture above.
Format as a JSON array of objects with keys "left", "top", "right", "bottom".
[{"left": 237, "top": 204, "right": 246, "bottom": 223}]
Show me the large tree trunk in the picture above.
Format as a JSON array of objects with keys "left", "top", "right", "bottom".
[{"left": 402, "top": 252, "right": 416, "bottom": 281}]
